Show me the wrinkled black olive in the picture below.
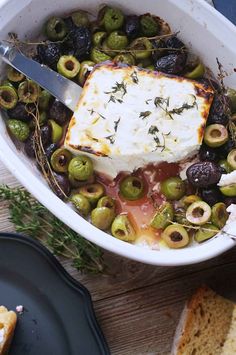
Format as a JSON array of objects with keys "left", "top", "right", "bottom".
[
  {"left": 219, "top": 139, "right": 236, "bottom": 157},
  {"left": 165, "top": 36, "right": 185, "bottom": 50},
  {"left": 44, "top": 143, "right": 58, "bottom": 160},
  {"left": 207, "top": 94, "right": 230, "bottom": 126},
  {"left": 52, "top": 172, "right": 71, "bottom": 199},
  {"left": 65, "top": 27, "right": 92, "bottom": 60},
  {"left": 64, "top": 16, "right": 76, "bottom": 32},
  {"left": 49, "top": 99, "right": 72, "bottom": 125},
  {"left": 37, "top": 43, "right": 61, "bottom": 69},
  {"left": 24, "top": 132, "right": 35, "bottom": 158},
  {"left": 125, "top": 15, "right": 140, "bottom": 39},
  {"left": 199, "top": 144, "right": 219, "bottom": 162},
  {"left": 7, "top": 102, "right": 36, "bottom": 122},
  {"left": 186, "top": 161, "right": 222, "bottom": 188},
  {"left": 154, "top": 53, "right": 187, "bottom": 75},
  {"left": 151, "top": 39, "right": 166, "bottom": 61},
  {"left": 40, "top": 124, "right": 52, "bottom": 146},
  {"left": 224, "top": 197, "right": 236, "bottom": 208},
  {"left": 201, "top": 186, "right": 223, "bottom": 206},
  {"left": 32, "top": 55, "right": 42, "bottom": 64}
]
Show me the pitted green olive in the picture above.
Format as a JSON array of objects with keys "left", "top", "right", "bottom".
[
  {"left": 182, "top": 195, "right": 202, "bottom": 207},
  {"left": 18, "top": 80, "right": 40, "bottom": 103},
  {"left": 7, "top": 66, "right": 25, "bottom": 83},
  {"left": 150, "top": 202, "right": 174, "bottom": 229},
  {"left": 71, "top": 10, "right": 90, "bottom": 27},
  {"left": 107, "top": 31, "right": 128, "bottom": 50},
  {"left": 186, "top": 201, "right": 211, "bottom": 225},
  {"left": 7, "top": 119, "right": 30, "bottom": 142},
  {"left": 57, "top": 55, "right": 80, "bottom": 79},
  {"left": 79, "top": 183, "right": 104, "bottom": 205},
  {"left": 91, "top": 207, "right": 115, "bottom": 230},
  {"left": 120, "top": 176, "right": 144, "bottom": 201},
  {"left": 227, "top": 149, "right": 236, "bottom": 170},
  {"left": 204, "top": 124, "right": 228, "bottom": 148},
  {"left": 50, "top": 148, "right": 72, "bottom": 173},
  {"left": 160, "top": 177, "right": 185, "bottom": 200},
  {"left": 113, "top": 53, "right": 135, "bottom": 65},
  {"left": 211, "top": 202, "right": 228, "bottom": 229},
  {"left": 70, "top": 193, "right": 91, "bottom": 217},
  {"left": 0, "top": 85, "right": 18, "bottom": 109},
  {"left": 194, "top": 223, "right": 219, "bottom": 243},
  {"left": 103, "top": 7, "right": 125, "bottom": 32},
  {"left": 140, "top": 14, "right": 159, "bottom": 37},
  {"left": 45, "top": 16, "right": 67, "bottom": 41},
  {"left": 130, "top": 38, "right": 152, "bottom": 60},
  {"left": 68, "top": 155, "right": 94, "bottom": 181},
  {"left": 90, "top": 47, "right": 112, "bottom": 64},
  {"left": 111, "top": 214, "right": 136, "bottom": 242},
  {"left": 161, "top": 224, "right": 189, "bottom": 249}
]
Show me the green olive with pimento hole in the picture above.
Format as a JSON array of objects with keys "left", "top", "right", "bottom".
[
  {"left": 68, "top": 155, "right": 94, "bottom": 181},
  {"left": 57, "top": 55, "right": 80, "bottom": 79},
  {"left": 111, "top": 214, "right": 136, "bottom": 242}
]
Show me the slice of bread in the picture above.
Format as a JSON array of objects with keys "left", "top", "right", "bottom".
[
  {"left": 0, "top": 306, "right": 17, "bottom": 355},
  {"left": 171, "top": 286, "right": 235, "bottom": 355}
]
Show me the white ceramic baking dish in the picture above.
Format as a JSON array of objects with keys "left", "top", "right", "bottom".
[{"left": 0, "top": 0, "right": 236, "bottom": 266}]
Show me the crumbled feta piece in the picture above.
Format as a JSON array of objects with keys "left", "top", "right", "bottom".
[
  {"left": 218, "top": 170, "right": 236, "bottom": 187},
  {"left": 65, "top": 64, "right": 213, "bottom": 178},
  {"left": 16, "top": 305, "right": 24, "bottom": 313}
]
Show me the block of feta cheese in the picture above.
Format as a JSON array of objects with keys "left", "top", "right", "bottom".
[{"left": 65, "top": 63, "right": 214, "bottom": 179}]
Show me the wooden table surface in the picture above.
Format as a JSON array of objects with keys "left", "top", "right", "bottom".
[{"left": 1, "top": 160, "right": 236, "bottom": 355}]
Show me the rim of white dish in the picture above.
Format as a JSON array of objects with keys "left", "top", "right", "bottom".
[{"left": 0, "top": 0, "right": 235, "bottom": 266}]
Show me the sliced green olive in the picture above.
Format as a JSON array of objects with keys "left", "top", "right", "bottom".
[
  {"left": 79, "top": 183, "right": 104, "bottom": 205},
  {"left": 90, "top": 47, "right": 112, "bottom": 64},
  {"left": 218, "top": 159, "right": 233, "bottom": 173},
  {"left": 57, "top": 55, "right": 80, "bottom": 79},
  {"left": 0, "top": 85, "right": 18, "bottom": 109},
  {"left": 226, "top": 88, "right": 236, "bottom": 113},
  {"left": 39, "top": 90, "right": 52, "bottom": 111},
  {"left": 91, "top": 207, "right": 115, "bottom": 230},
  {"left": 70, "top": 193, "right": 91, "bottom": 217},
  {"left": 7, "top": 66, "right": 25, "bottom": 83},
  {"left": 107, "top": 31, "right": 128, "bottom": 50},
  {"left": 71, "top": 10, "right": 90, "bottom": 27},
  {"left": 77, "top": 61, "right": 95, "bottom": 86},
  {"left": 68, "top": 155, "right": 94, "bottom": 181},
  {"left": 140, "top": 14, "right": 159, "bottom": 37},
  {"left": 45, "top": 16, "right": 67, "bottom": 41},
  {"left": 120, "top": 176, "right": 144, "bottom": 201},
  {"left": 160, "top": 177, "right": 185, "bottom": 200},
  {"left": 92, "top": 31, "right": 107, "bottom": 46},
  {"left": 185, "top": 62, "right": 205, "bottom": 79},
  {"left": 161, "top": 224, "right": 189, "bottom": 249},
  {"left": 227, "top": 149, "right": 236, "bottom": 170},
  {"left": 220, "top": 184, "right": 236, "bottom": 197},
  {"left": 186, "top": 201, "right": 211, "bottom": 225},
  {"left": 204, "top": 124, "right": 228, "bottom": 148},
  {"left": 50, "top": 148, "right": 72, "bottom": 173},
  {"left": 113, "top": 53, "right": 135, "bottom": 65},
  {"left": 7, "top": 119, "right": 29, "bottom": 142},
  {"left": 103, "top": 7, "right": 125, "bottom": 32},
  {"left": 194, "top": 223, "right": 219, "bottom": 243},
  {"left": 211, "top": 202, "right": 229, "bottom": 229},
  {"left": 18, "top": 80, "right": 40, "bottom": 103},
  {"left": 97, "top": 196, "right": 116, "bottom": 212},
  {"left": 182, "top": 195, "right": 202, "bottom": 207},
  {"left": 150, "top": 202, "right": 174, "bottom": 229},
  {"left": 111, "top": 214, "right": 136, "bottom": 242},
  {"left": 48, "top": 119, "right": 63, "bottom": 143},
  {"left": 130, "top": 38, "right": 152, "bottom": 60}
]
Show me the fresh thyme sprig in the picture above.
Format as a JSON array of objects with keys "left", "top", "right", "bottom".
[{"left": 0, "top": 185, "right": 105, "bottom": 274}]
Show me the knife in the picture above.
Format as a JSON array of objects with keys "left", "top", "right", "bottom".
[{"left": 0, "top": 41, "right": 82, "bottom": 111}]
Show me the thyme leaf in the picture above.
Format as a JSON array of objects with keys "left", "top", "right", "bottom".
[
  {"left": 169, "top": 95, "right": 197, "bottom": 115},
  {"left": 139, "top": 111, "right": 151, "bottom": 119},
  {"left": 114, "top": 118, "right": 121, "bottom": 132},
  {"left": 131, "top": 70, "right": 139, "bottom": 84},
  {"left": 105, "top": 80, "right": 127, "bottom": 104},
  {"left": 154, "top": 96, "right": 173, "bottom": 119},
  {"left": 106, "top": 134, "right": 115, "bottom": 144}
]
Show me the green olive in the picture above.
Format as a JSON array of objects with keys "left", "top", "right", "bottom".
[
  {"left": 150, "top": 202, "right": 174, "bottom": 229},
  {"left": 204, "top": 124, "right": 228, "bottom": 148},
  {"left": 7, "top": 66, "right": 25, "bottom": 83},
  {"left": 39, "top": 90, "right": 52, "bottom": 111},
  {"left": 185, "top": 62, "right": 205, "bottom": 79},
  {"left": 226, "top": 88, "right": 236, "bottom": 113},
  {"left": 50, "top": 148, "right": 72, "bottom": 173},
  {"left": 194, "top": 223, "right": 219, "bottom": 243},
  {"left": 103, "top": 7, "right": 125, "bottom": 32},
  {"left": 91, "top": 207, "right": 115, "bottom": 230},
  {"left": 111, "top": 214, "right": 136, "bottom": 242},
  {"left": 0, "top": 85, "right": 18, "bottom": 109},
  {"left": 101, "top": 40, "right": 117, "bottom": 57},
  {"left": 130, "top": 38, "right": 152, "bottom": 60},
  {"left": 57, "top": 55, "right": 80, "bottom": 79},
  {"left": 97, "top": 195, "right": 116, "bottom": 212},
  {"left": 92, "top": 31, "right": 107, "bottom": 46},
  {"left": 161, "top": 224, "right": 189, "bottom": 249},
  {"left": 71, "top": 10, "right": 90, "bottom": 27},
  {"left": 220, "top": 184, "right": 236, "bottom": 197},
  {"left": 113, "top": 53, "right": 135, "bottom": 65},
  {"left": 211, "top": 202, "right": 229, "bottom": 229},
  {"left": 140, "top": 14, "right": 159, "bottom": 37},
  {"left": 106, "top": 31, "right": 128, "bottom": 50},
  {"left": 45, "top": 16, "right": 67, "bottom": 41},
  {"left": 218, "top": 159, "right": 233, "bottom": 173},
  {"left": 186, "top": 201, "right": 211, "bottom": 225},
  {"left": 182, "top": 195, "right": 202, "bottom": 207},
  {"left": 7, "top": 119, "right": 30, "bottom": 142},
  {"left": 90, "top": 47, "right": 112, "bottom": 64},
  {"left": 160, "top": 177, "right": 185, "bottom": 200},
  {"left": 146, "top": 65, "right": 155, "bottom": 71},
  {"left": 70, "top": 193, "right": 91, "bottom": 217},
  {"left": 68, "top": 155, "right": 94, "bottom": 181},
  {"left": 77, "top": 61, "right": 95, "bottom": 86},
  {"left": 39, "top": 111, "right": 47, "bottom": 126},
  {"left": 48, "top": 119, "right": 63, "bottom": 143},
  {"left": 120, "top": 176, "right": 144, "bottom": 201},
  {"left": 137, "top": 57, "right": 153, "bottom": 68},
  {"left": 227, "top": 149, "right": 236, "bottom": 170},
  {"left": 18, "top": 80, "right": 40, "bottom": 103},
  {"left": 79, "top": 183, "right": 104, "bottom": 205}
]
